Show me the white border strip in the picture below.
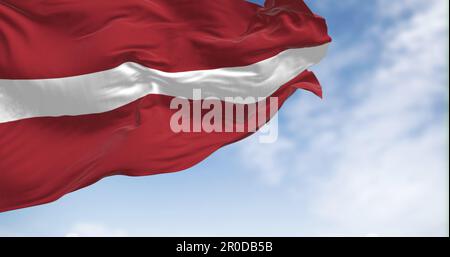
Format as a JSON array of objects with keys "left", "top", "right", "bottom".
[{"left": 0, "top": 44, "right": 328, "bottom": 123}]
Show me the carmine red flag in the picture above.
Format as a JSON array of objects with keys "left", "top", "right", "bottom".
[{"left": 0, "top": 0, "right": 331, "bottom": 212}]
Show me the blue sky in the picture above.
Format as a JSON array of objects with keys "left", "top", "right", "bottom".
[{"left": 0, "top": 0, "right": 448, "bottom": 236}]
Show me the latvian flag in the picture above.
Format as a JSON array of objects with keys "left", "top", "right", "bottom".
[{"left": 0, "top": 0, "right": 331, "bottom": 212}]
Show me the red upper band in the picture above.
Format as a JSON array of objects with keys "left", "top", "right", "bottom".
[{"left": 0, "top": 0, "right": 330, "bottom": 79}]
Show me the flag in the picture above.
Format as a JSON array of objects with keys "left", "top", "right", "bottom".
[{"left": 0, "top": 0, "right": 331, "bottom": 212}]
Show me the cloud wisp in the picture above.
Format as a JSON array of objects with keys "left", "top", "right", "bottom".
[{"left": 238, "top": 0, "right": 449, "bottom": 236}]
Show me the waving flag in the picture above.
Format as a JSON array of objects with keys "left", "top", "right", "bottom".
[{"left": 0, "top": 0, "right": 330, "bottom": 212}]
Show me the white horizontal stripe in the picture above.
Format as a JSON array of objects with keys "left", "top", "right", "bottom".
[{"left": 0, "top": 44, "right": 328, "bottom": 123}]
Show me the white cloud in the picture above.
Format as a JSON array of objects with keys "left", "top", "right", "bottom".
[
  {"left": 241, "top": 124, "right": 294, "bottom": 185},
  {"left": 238, "top": 0, "right": 448, "bottom": 236},
  {"left": 65, "top": 223, "right": 128, "bottom": 237}
]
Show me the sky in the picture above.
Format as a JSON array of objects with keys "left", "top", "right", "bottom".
[{"left": 0, "top": 0, "right": 448, "bottom": 236}]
